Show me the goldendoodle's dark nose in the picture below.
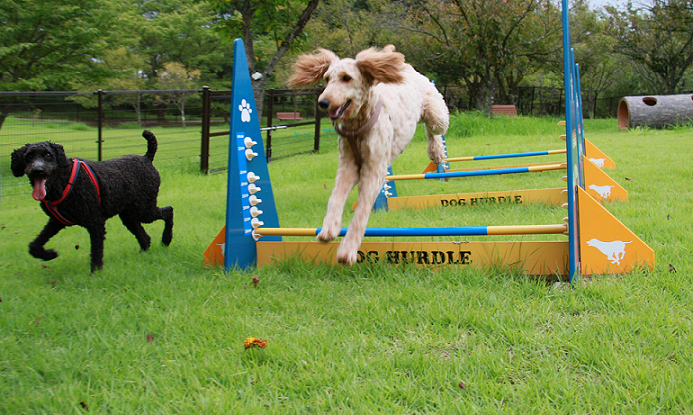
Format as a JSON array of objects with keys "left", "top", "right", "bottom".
[{"left": 318, "top": 99, "right": 330, "bottom": 110}]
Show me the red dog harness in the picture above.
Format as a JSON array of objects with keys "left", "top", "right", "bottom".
[{"left": 42, "top": 159, "right": 101, "bottom": 226}]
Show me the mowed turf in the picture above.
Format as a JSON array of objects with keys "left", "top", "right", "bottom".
[{"left": 1, "top": 114, "right": 691, "bottom": 414}]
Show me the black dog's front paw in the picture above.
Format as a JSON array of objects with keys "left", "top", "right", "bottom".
[{"left": 29, "top": 245, "right": 59, "bottom": 261}]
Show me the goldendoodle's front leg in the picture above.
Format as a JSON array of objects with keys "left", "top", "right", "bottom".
[
  {"left": 317, "top": 159, "right": 359, "bottom": 242},
  {"left": 425, "top": 124, "right": 446, "bottom": 165},
  {"left": 336, "top": 163, "right": 385, "bottom": 264},
  {"left": 29, "top": 218, "right": 66, "bottom": 262}
]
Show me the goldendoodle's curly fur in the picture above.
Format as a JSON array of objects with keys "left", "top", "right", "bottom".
[{"left": 288, "top": 45, "right": 449, "bottom": 264}]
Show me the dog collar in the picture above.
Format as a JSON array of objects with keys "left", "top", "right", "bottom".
[
  {"left": 333, "top": 99, "right": 383, "bottom": 168},
  {"left": 42, "top": 159, "right": 101, "bottom": 226}
]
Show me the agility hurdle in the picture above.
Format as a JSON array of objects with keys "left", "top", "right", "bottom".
[
  {"left": 373, "top": 139, "right": 626, "bottom": 211},
  {"left": 204, "top": 36, "right": 654, "bottom": 283},
  {"left": 393, "top": 111, "right": 619, "bottom": 212},
  {"left": 367, "top": 143, "right": 625, "bottom": 211},
  {"left": 373, "top": 117, "right": 623, "bottom": 212},
  {"left": 360, "top": 161, "right": 570, "bottom": 211}
]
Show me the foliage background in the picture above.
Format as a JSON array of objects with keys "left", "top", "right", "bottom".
[{"left": 3, "top": 0, "right": 693, "bottom": 120}]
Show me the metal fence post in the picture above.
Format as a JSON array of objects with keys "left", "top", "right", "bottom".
[
  {"left": 96, "top": 89, "right": 104, "bottom": 161},
  {"left": 200, "top": 86, "right": 211, "bottom": 174},
  {"left": 313, "top": 86, "right": 321, "bottom": 153},
  {"left": 265, "top": 88, "right": 274, "bottom": 161}
]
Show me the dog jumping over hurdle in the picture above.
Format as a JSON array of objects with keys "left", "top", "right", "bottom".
[
  {"left": 11, "top": 131, "right": 174, "bottom": 272},
  {"left": 288, "top": 45, "right": 449, "bottom": 264}
]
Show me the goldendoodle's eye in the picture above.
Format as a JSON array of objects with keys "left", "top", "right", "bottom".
[
  {"left": 342, "top": 75, "right": 352, "bottom": 82},
  {"left": 324, "top": 76, "right": 330, "bottom": 83}
]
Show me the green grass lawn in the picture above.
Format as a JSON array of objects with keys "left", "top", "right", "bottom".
[{"left": 1, "top": 113, "right": 692, "bottom": 413}]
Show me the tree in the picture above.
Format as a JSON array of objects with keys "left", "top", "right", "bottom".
[
  {"left": 66, "top": 47, "right": 149, "bottom": 125},
  {"left": 389, "top": 0, "right": 561, "bottom": 115},
  {"left": 301, "top": 0, "right": 397, "bottom": 57},
  {"left": 610, "top": 0, "right": 693, "bottom": 94},
  {"left": 158, "top": 62, "right": 201, "bottom": 128},
  {"left": 207, "top": 0, "right": 322, "bottom": 119},
  {"left": 119, "top": 0, "right": 232, "bottom": 89},
  {"left": 563, "top": 0, "right": 624, "bottom": 117},
  {"left": 0, "top": 0, "right": 120, "bottom": 129}
]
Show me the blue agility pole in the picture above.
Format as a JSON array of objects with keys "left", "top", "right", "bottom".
[
  {"left": 252, "top": 224, "right": 567, "bottom": 238},
  {"left": 445, "top": 149, "right": 566, "bottom": 163},
  {"left": 387, "top": 163, "right": 566, "bottom": 181}
]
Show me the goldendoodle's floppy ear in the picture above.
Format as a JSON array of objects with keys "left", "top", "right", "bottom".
[
  {"left": 10, "top": 144, "right": 30, "bottom": 177},
  {"left": 355, "top": 46, "right": 405, "bottom": 85},
  {"left": 50, "top": 142, "right": 71, "bottom": 169},
  {"left": 287, "top": 49, "right": 339, "bottom": 88}
]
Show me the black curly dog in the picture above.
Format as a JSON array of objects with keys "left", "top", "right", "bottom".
[{"left": 11, "top": 130, "right": 173, "bottom": 271}]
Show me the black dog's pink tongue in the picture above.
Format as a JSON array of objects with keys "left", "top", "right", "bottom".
[{"left": 32, "top": 178, "right": 47, "bottom": 201}]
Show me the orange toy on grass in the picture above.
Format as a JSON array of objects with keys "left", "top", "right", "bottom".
[{"left": 244, "top": 337, "right": 267, "bottom": 349}]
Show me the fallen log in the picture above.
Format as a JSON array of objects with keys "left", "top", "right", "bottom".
[{"left": 618, "top": 94, "right": 693, "bottom": 130}]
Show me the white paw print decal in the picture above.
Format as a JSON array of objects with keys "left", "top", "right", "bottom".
[{"left": 239, "top": 99, "right": 252, "bottom": 122}]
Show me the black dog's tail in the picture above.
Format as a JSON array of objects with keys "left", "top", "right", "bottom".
[{"left": 142, "top": 130, "right": 158, "bottom": 161}]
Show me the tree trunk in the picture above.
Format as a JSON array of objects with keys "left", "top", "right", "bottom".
[
  {"left": 470, "top": 78, "right": 497, "bottom": 116},
  {"left": 239, "top": 0, "right": 321, "bottom": 121},
  {"left": 618, "top": 94, "right": 693, "bottom": 130},
  {"left": 156, "top": 103, "right": 168, "bottom": 124}
]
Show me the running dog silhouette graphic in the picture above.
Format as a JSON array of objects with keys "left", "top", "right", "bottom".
[{"left": 586, "top": 238, "right": 632, "bottom": 265}]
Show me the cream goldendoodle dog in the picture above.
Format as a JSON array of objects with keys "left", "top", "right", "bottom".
[{"left": 288, "top": 45, "right": 449, "bottom": 265}]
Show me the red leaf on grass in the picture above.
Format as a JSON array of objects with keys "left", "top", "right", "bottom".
[
  {"left": 252, "top": 275, "right": 259, "bottom": 288},
  {"left": 79, "top": 401, "right": 89, "bottom": 410},
  {"left": 146, "top": 334, "right": 154, "bottom": 343}
]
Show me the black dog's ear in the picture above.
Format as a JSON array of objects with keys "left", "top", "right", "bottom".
[
  {"left": 10, "top": 144, "right": 30, "bottom": 177},
  {"left": 50, "top": 142, "right": 71, "bottom": 169}
]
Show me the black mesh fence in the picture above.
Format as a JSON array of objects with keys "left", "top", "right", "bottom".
[
  {"left": 0, "top": 88, "right": 325, "bottom": 200},
  {"left": 440, "top": 84, "right": 625, "bottom": 118},
  {"left": 1, "top": 84, "right": 632, "bottom": 201}
]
